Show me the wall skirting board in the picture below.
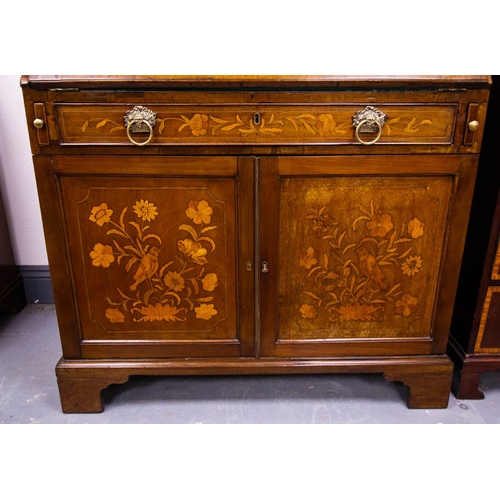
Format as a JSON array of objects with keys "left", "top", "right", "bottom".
[{"left": 18, "top": 265, "right": 54, "bottom": 304}]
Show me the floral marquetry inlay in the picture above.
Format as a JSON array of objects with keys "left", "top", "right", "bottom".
[
  {"left": 278, "top": 176, "right": 453, "bottom": 339},
  {"left": 81, "top": 112, "right": 434, "bottom": 138},
  {"left": 88, "top": 197, "right": 221, "bottom": 324},
  {"left": 298, "top": 200, "right": 425, "bottom": 323}
]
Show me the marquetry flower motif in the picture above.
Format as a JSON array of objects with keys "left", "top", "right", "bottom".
[
  {"left": 299, "top": 246, "right": 319, "bottom": 269},
  {"left": 332, "top": 303, "right": 383, "bottom": 322},
  {"left": 163, "top": 271, "right": 185, "bottom": 292},
  {"left": 394, "top": 294, "right": 418, "bottom": 316},
  {"left": 185, "top": 200, "right": 213, "bottom": 225},
  {"left": 133, "top": 199, "right": 158, "bottom": 222},
  {"left": 177, "top": 238, "right": 208, "bottom": 265},
  {"left": 189, "top": 114, "right": 209, "bottom": 136},
  {"left": 133, "top": 303, "right": 187, "bottom": 322},
  {"left": 105, "top": 308, "right": 125, "bottom": 323},
  {"left": 366, "top": 213, "right": 394, "bottom": 238},
  {"left": 89, "top": 203, "right": 113, "bottom": 226},
  {"left": 89, "top": 243, "right": 115, "bottom": 268},
  {"left": 195, "top": 303, "right": 218, "bottom": 320},
  {"left": 202, "top": 273, "right": 218, "bottom": 292},
  {"left": 317, "top": 113, "right": 336, "bottom": 136},
  {"left": 408, "top": 217, "right": 424, "bottom": 239},
  {"left": 306, "top": 207, "right": 338, "bottom": 236},
  {"left": 320, "top": 269, "right": 350, "bottom": 293},
  {"left": 401, "top": 254, "right": 423, "bottom": 276},
  {"left": 299, "top": 304, "right": 318, "bottom": 319}
]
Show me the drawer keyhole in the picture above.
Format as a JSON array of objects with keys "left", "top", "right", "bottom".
[{"left": 254, "top": 112, "right": 261, "bottom": 125}]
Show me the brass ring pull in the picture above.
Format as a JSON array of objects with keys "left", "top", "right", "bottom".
[
  {"left": 354, "top": 119, "right": 383, "bottom": 145},
  {"left": 124, "top": 106, "right": 157, "bottom": 147},
  {"left": 126, "top": 119, "right": 154, "bottom": 146},
  {"left": 352, "top": 106, "right": 387, "bottom": 146}
]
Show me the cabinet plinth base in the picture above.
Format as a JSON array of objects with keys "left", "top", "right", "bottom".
[
  {"left": 55, "top": 355, "right": 453, "bottom": 413},
  {"left": 448, "top": 337, "right": 500, "bottom": 399}
]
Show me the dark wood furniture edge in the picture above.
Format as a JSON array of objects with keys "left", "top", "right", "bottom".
[
  {"left": 56, "top": 355, "right": 453, "bottom": 412},
  {"left": 448, "top": 334, "right": 500, "bottom": 399},
  {"left": 20, "top": 75, "right": 492, "bottom": 90}
]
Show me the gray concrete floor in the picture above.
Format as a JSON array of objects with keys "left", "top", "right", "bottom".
[{"left": 1, "top": 304, "right": 500, "bottom": 424}]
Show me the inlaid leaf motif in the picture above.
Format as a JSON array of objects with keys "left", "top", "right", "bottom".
[
  {"left": 221, "top": 123, "right": 242, "bottom": 131},
  {"left": 286, "top": 117, "right": 299, "bottom": 131},
  {"left": 179, "top": 224, "right": 198, "bottom": 240},
  {"left": 385, "top": 116, "right": 400, "bottom": 135}
]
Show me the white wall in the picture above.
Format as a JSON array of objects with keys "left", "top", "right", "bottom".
[{"left": 0, "top": 75, "right": 48, "bottom": 266}]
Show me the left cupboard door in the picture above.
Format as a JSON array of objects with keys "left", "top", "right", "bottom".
[{"left": 35, "top": 155, "right": 255, "bottom": 359}]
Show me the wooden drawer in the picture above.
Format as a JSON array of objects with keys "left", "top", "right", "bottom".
[{"left": 54, "top": 102, "right": 458, "bottom": 146}]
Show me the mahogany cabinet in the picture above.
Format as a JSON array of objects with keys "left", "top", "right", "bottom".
[
  {"left": 449, "top": 75, "right": 500, "bottom": 399},
  {"left": 21, "top": 75, "right": 490, "bottom": 412}
]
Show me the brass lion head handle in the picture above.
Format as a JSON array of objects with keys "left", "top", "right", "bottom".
[
  {"left": 124, "top": 106, "right": 157, "bottom": 146},
  {"left": 352, "top": 106, "right": 388, "bottom": 145}
]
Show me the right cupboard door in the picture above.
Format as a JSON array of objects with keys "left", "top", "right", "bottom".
[{"left": 259, "top": 155, "right": 475, "bottom": 358}]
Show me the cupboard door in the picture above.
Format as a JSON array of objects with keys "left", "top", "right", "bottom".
[
  {"left": 55, "top": 155, "right": 255, "bottom": 359},
  {"left": 259, "top": 155, "right": 467, "bottom": 357}
]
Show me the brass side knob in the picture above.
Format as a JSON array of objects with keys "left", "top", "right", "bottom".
[
  {"left": 33, "top": 118, "right": 44, "bottom": 129},
  {"left": 468, "top": 120, "right": 480, "bottom": 132}
]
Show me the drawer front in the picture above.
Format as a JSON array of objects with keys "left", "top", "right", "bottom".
[{"left": 55, "top": 103, "right": 457, "bottom": 146}]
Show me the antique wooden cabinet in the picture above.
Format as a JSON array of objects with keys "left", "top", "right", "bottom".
[
  {"left": 21, "top": 75, "right": 490, "bottom": 412},
  {"left": 449, "top": 75, "right": 500, "bottom": 399}
]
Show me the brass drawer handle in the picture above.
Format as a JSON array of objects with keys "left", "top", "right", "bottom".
[
  {"left": 352, "top": 106, "right": 387, "bottom": 145},
  {"left": 124, "top": 106, "right": 157, "bottom": 146},
  {"left": 126, "top": 120, "right": 154, "bottom": 146}
]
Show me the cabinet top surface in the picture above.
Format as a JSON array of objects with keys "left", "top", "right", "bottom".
[{"left": 21, "top": 75, "right": 492, "bottom": 90}]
